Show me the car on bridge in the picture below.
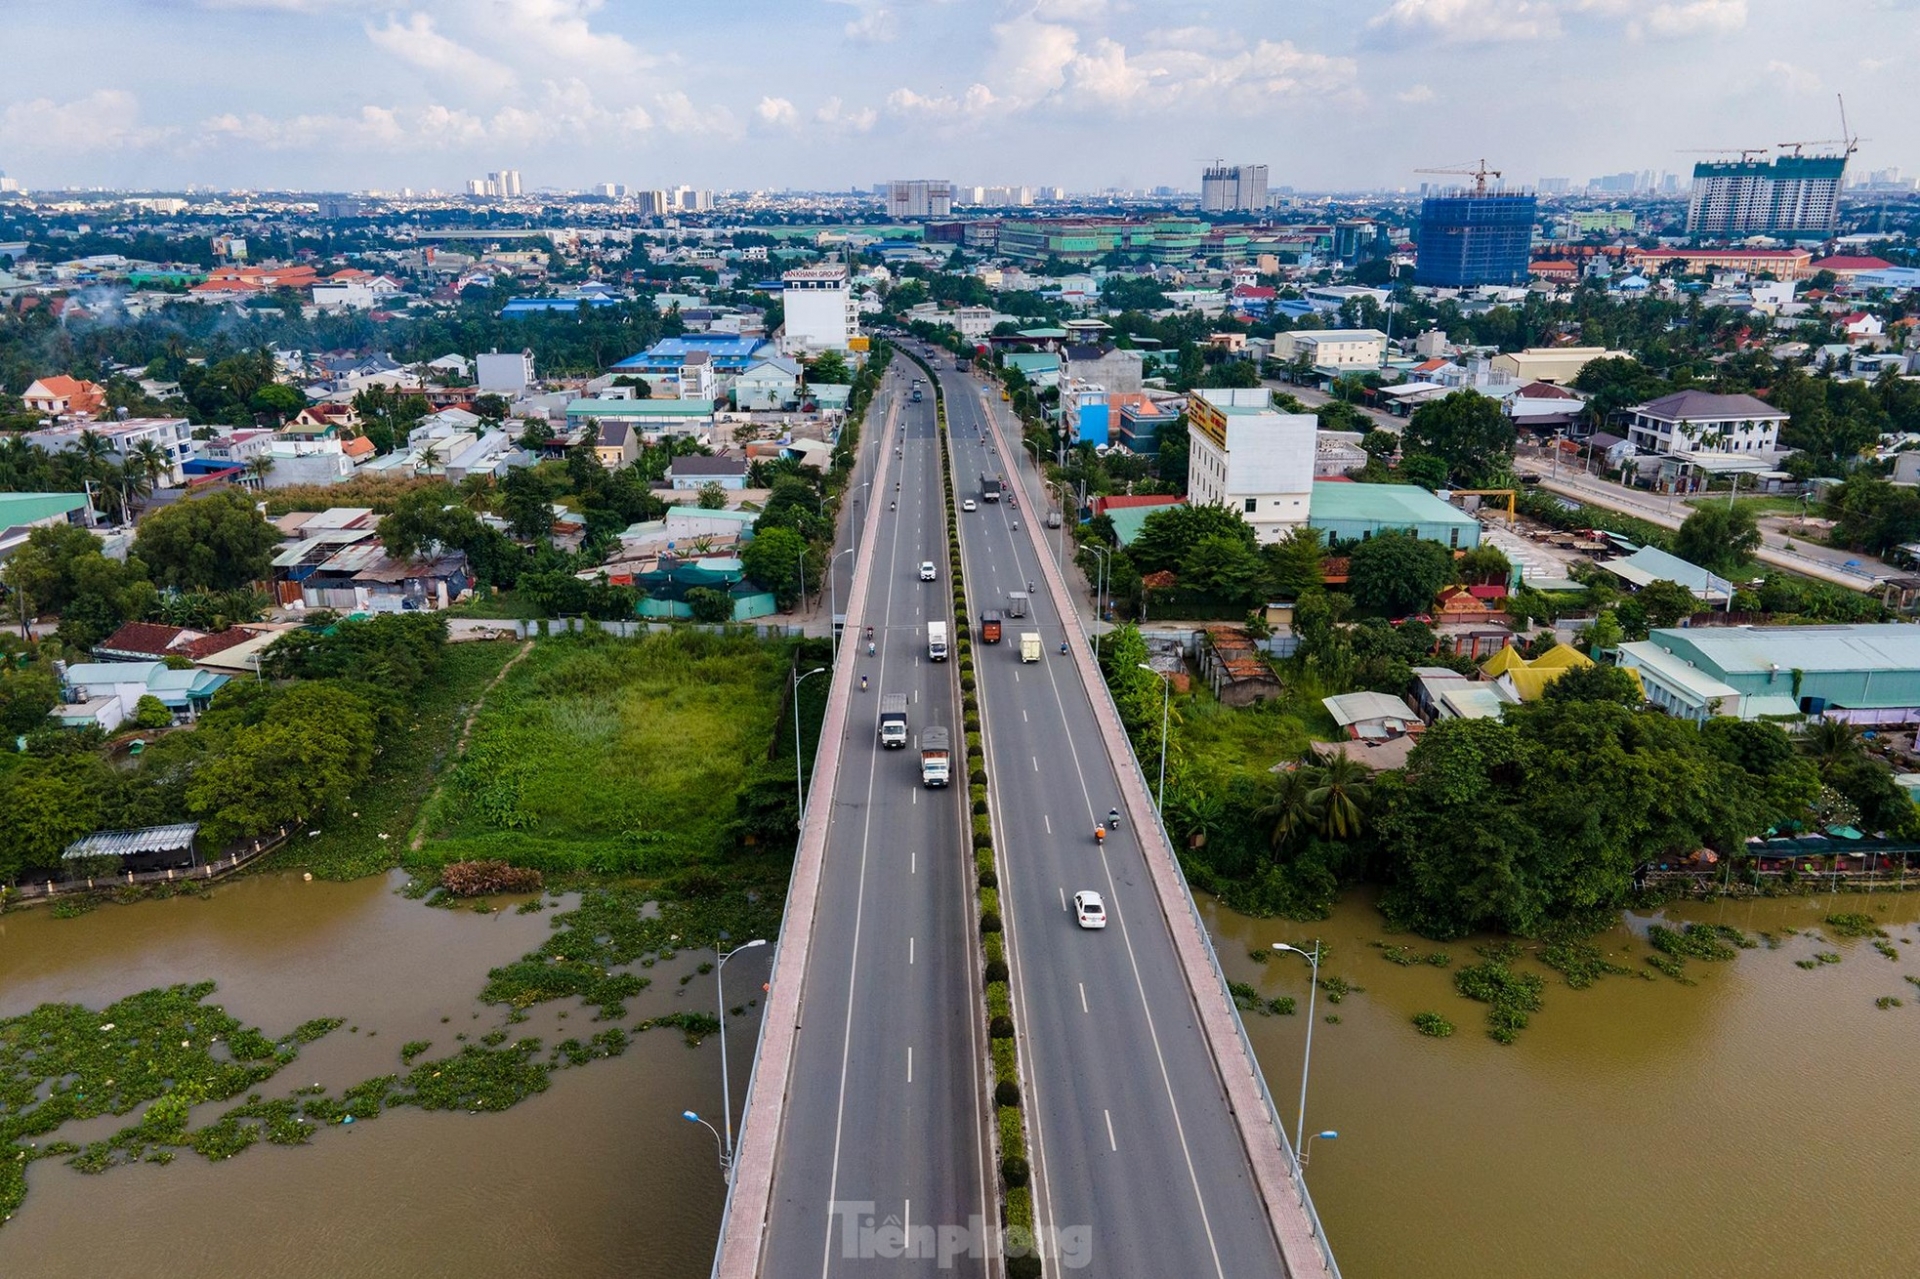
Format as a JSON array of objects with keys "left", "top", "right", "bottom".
[
  {"left": 962, "top": 499, "right": 977, "bottom": 512},
  {"left": 919, "top": 560, "right": 938, "bottom": 581},
  {"left": 1073, "top": 890, "right": 1107, "bottom": 930}
]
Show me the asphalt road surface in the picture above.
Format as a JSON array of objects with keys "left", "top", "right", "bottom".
[
  {"left": 758, "top": 365, "right": 992, "bottom": 1277},
  {"left": 937, "top": 355, "right": 1289, "bottom": 1278}
]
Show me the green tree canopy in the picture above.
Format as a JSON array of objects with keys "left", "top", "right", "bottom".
[
  {"left": 739, "top": 526, "right": 814, "bottom": 611},
  {"left": 1264, "top": 526, "right": 1326, "bottom": 598},
  {"left": 1130, "top": 503, "right": 1257, "bottom": 576},
  {"left": 1403, "top": 391, "right": 1515, "bottom": 487},
  {"left": 186, "top": 684, "right": 378, "bottom": 845},
  {"left": 1347, "top": 530, "right": 1453, "bottom": 616},
  {"left": 1673, "top": 504, "right": 1762, "bottom": 577},
  {"left": 131, "top": 490, "right": 278, "bottom": 592}
]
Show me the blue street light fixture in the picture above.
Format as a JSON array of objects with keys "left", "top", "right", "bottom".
[
  {"left": 683, "top": 1110, "right": 728, "bottom": 1171},
  {"left": 1303, "top": 1130, "right": 1339, "bottom": 1168}
]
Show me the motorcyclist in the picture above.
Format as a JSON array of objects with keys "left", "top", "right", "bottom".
[
  {"left": 1094, "top": 823, "right": 1105, "bottom": 845},
  {"left": 1059, "top": 640, "right": 1068, "bottom": 655},
  {"left": 1108, "top": 807, "right": 1121, "bottom": 830},
  {"left": 860, "top": 674, "right": 869, "bottom": 692}
]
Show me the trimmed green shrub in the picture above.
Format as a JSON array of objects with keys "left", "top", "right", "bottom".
[
  {"left": 991, "top": 1036, "right": 1017, "bottom": 1083},
  {"left": 989, "top": 1013, "right": 1014, "bottom": 1038},
  {"left": 979, "top": 887, "right": 1000, "bottom": 917},
  {"left": 996, "top": 1104, "right": 1025, "bottom": 1156},
  {"left": 966, "top": 731, "right": 983, "bottom": 756},
  {"left": 983, "top": 932, "right": 1004, "bottom": 963},
  {"left": 981, "top": 912, "right": 1002, "bottom": 934},
  {"left": 984, "top": 957, "right": 1008, "bottom": 982},
  {"left": 973, "top": 814, "right": 993, "bottom": 842},
  {"left": 985, "top": 979, "right": 1010, "bottom": 1018},
  {"left": 978, "top": 868, "right": 998, "bottom": 889}
]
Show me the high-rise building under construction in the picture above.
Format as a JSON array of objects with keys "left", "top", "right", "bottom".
[{"left": 1686, "top": 154, "right": 1844, "bottom": 236}]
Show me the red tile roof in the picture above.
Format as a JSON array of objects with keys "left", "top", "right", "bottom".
[
  {"left": 1811, "top": 256, "right": 1894, "bottom": 272},
  {"left": 181, "top": 628, "right": 263, "bottom": 660},
  {"left": 95, "top": 622, "right": 192, "bottom": 657}
]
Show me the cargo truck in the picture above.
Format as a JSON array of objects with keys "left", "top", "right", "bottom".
[
  {"left": 878, "top": 693, "right": 909, "bottom": 749},
  {"left": 919, "top": 727, "right": 951, "bottom": 787},
  {"left": 1020, "top": 632, "right": 1041, "bottom": 663},
  {"left": 981, "top": 610, "right": 1003, "bottom": 643},
  {"left": 927, "top": 620, "right": 949, "bottom": 661},
  {"left": 980, "top": 473, "right": 1002, "bottom": 502}
]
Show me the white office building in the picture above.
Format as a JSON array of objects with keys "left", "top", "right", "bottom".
[
  {"left": 886, "top": 179, "right": 953, "bottom": 219},
  {"left": 1201, "top": 164, "right": 1269, "bottom": 213},
  {"left": 475, "top": 349, "right": 536, "bottom": 393},
  {"left": 781, "top": 264, "right": 857, "bottom": 354},
  {"left": 1185, "top": 389, "right": 1315, "bottom": 543}
]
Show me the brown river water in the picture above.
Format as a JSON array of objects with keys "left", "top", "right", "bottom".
[
  {"left": 3, "top": 871, "right": 1917, "bottom": 1277},
  {"left": 0, "top": 871, "right": 759, "bottom": 1279}
]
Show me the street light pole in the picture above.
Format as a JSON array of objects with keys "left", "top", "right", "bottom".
[
  {"left": 1272, "top": 941, "right": 1323, "bottom": 1175},
  {"left": 714, "top": 938, "right": 768, "bottom": 1167},
  {"left": 791, "top": 666, "right": 828, "bottom": 822},
  {"left": 827, "top": 547, "right": 854, "bottom": 655},
  {"left": 1086, "top": 545, "right": 1111, "bottom": 653},
  {"left": 1137, "top": 664, "right": 1171, "bottom": 812}
]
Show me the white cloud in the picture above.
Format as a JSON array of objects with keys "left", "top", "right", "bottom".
[
  {"left": 841, "top": 4, "right": 899, "bottom": 43},
  {"left": 756, "top": 96, "right": 800, "bottom": 128},
  {"left": 1368, "top": 0, "right": 1564, "bottom": 46},
  {"left": 491, "top": 0, "right": 652, "bottom": 70},
  {"left": 365, "top": 13, "right": 517, "bottom": 87},
  {"left": 1033, "top": 0, "right": 1108, "bottom": 17},
  {"left": 1635, "top": 0, "right": 1747, "bottom": 37},
  {"left": 1398, "top": 83, "right": 1437, "bottom": 103},
  {"left": 815, "top": 96, "right": 878, "bottom": 132},
  {"left": 653, "top": 91, "right": 739, "bottom": 138},
  {"left": 1764, "top": 59, "right": 1822, "bottom": 94},
  {"left": 0, "top": 90, "right": 167, "bottom": 152}
]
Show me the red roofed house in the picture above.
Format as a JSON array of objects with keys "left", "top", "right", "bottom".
[
  {"left": 1529, "top": 259, "right": 1580, "bottom": 283},
  {"left": 1839, "top": 311, "right": 1885, "bottom": 341},
  {"left": 1436, "top": 583, "right": 1509, "bottom": 620},
  {"left": 22, "top": 375, "right": 108, "bottom": 419},
  {"left": 1625, "top": 247, "right": 1812, "bottom": 279},
  {"left": 1811, "top": 255, "right": 1894, "bottom": 281}
]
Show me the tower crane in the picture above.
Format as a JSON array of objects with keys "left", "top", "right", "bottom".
[{"left": 1413, "top": 159, "right": 1502, "bottom": 195}]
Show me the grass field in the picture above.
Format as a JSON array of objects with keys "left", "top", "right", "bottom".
[
  {"left": 1682, "top": 494, "right": 1807, "bottom": 518},
  {"left": 262, "top": 640, "right": 520, "bottom": 881},
  {"left": 414, "top": 630, "right": 802, "bottom": 873},
  {"left": 1172, "top": 683, "right": 1316, "bottom": 793}
]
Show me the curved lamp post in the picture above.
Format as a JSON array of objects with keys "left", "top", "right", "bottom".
[
  {"left": 1136, "top": 664, "right": 1172, "bottom": 813},
  {"left": 827, "top": 546, "right": 855, "bottom": 655},
  {"left": 711, "top": 938, "right": 769, "bottom": 1171},
  {"left": 1302, "top": 1130, "right": 1339, "bottom": 1168},
  {"left": 791, "top": 667, "right": 829, "bottom": 823},
  {"left": 1272, "top": 940, "right": 1324, "bottom": 1177}
]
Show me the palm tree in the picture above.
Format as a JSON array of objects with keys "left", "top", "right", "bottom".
[
  {"left": 74, "top": 429, "right": 115, "bottom": 483},
  {"left": 244, "top": 455, "right": 276, "bottom": 491},
  {"left": 116, "top": 460, "right": 153, "bottom": 517},
  {"left": 1797, "top": 718, "right": 1862, "bottom": 778},
  {"left": 129, "top": 440, "right": 170, "bottom": 491},
  {"left": 1305, "top": 750, "right": 1372, "bottom": 840},
  {"left": 1258, "top": 767, "right": 1316, "bottom": 852}
]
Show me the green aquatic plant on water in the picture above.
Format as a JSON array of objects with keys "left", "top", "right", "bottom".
[
  {"left": 1412, "top": 1012, "right": 1454, "bottom": 1037},
  {"left": 1454, "top": 957, "right": 1545, "bottom": 1044},
  {"left": 1824, "top": 913, "right": 1886, "bottom": 939}
]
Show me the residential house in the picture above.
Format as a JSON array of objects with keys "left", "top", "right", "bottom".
[
  {"left": 475, "top": 349, "right": 536, "bottom": 394},
  {"left": 668, "top": 455, "right": 750, "bottom": 491},
  {"left": 1624, "top": 389, "right": 1789, "bottom": 457},
  {"left": 1061, "top": 344, "right": 1145, "bottom": 394},
  {"left": 1480, "top": 644, "right": 1615, "bottom": 703},
  {"left": 1488, "top": 347, "right": 1629, "bottom": 385},
  {"left": 1307, "top": 481, "right": 1482, "bottom": 550},
  {"left": 565, "top": 397, "right": 716, "bottom": 438},
  {"left": 1839, "top": 311, "right": 1885, "bottom": 343},
  {"left": 22, "top": 375, "right": 108, "bottom": 419},
  {"left": 1272, "top": 328, "right": 1389, "bottom": 371},
  {"left": 1505, "top": 381, "right": 1588, "bottom": 434},
  {"left": 732, "top": 357, "right": 803, "bottom": 411},
  {"left": 1600, "top": 544, "right": 1734, "bottom": 606},
  {"left": 595, "top": 420, "right": 639, "bottom": 469},
  {"left": 53, "top": 660, "right": 230, "bottom": 730},
  {"left": 1323, "top": 690, "right": 1421, "bottom": 741}
]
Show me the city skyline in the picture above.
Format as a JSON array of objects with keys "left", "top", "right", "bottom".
[{"left": 1, "top": 1, "right": 1914, "bottom": 193}]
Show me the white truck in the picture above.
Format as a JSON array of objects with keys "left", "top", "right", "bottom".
[
  {"left": 920, "top": 726, "right": 951, "bottom": 787},
  {"left": 878, "top": 693, "right": 909, "bottom": 749},
  {"left": 1020, "top": 632, "right": 1041, "bottom": 663},
  {"left": 928, "top": 620, "right": 949, "bottom": 661}
]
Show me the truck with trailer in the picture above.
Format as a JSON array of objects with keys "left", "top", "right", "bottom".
[
  {"left": 980, "top": 473, "right": 1002, "bottom": 502},
  {"left": 927, "top": 620, "right": 949, "bottom": 661},
  {"left": 878, "top": 693, "right": 909, "bottom": 749},
  {"left": 919, "top": 727, "right": 951, "bottom": 787}
]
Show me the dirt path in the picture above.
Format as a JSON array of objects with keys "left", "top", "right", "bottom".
[{"left": 409, "top": 639, "right": 534, "bottom": 851}]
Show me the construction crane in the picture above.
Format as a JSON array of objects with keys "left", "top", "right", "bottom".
[
  {"left": 1678, "top": 147, "right": 1772, "bottom": 163},
  {"left": 1414, "top": 159, "right": 1502, "bottom": 195},
  {"left": 1779, "top": 94, "right": 1866, "bottom": 159}
]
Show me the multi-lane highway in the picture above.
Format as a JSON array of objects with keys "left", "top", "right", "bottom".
[
  {"left": 936, "top": 356, "right": 1292, "bottom": 1278},
  {"left": 755, "top": 362, "right": 992, "bottom": 1276}
]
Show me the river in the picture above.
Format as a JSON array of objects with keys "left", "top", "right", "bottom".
[
  {"left": 1206, "top": 887, "right": 1920, "bottom": 1279},
  {"left": 5, "top": 871, "right": 1916, "bottom": 1277},
  {"left": 0, "top": 871, "right": 760, "bottom": 1279}
]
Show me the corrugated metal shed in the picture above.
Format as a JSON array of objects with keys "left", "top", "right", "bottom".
[{"left": 64, "top": 823, "right": 200, "bottom": 860}]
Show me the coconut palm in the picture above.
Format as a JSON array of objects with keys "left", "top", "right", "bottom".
[
  {"left": 1258, "top": 766, "right": 1317, "bottom": 852},
  {"left": 244, "top": 455, "right": 276, "bottom": 490},
  {"left": 116, "top": 459, "right": 153, "bottom": 517},
  {"left": 74, "top": 429, "right": 115, "bottom": 482},
  {"left": 1305, "top": 749, "right": 1372, "bottom": 840},
  {"left": 129, "top": 440, "right": 170, "bottom": 491},
  {"left": 1797, "top": 718, "right": 1862, "bottom": 778}
]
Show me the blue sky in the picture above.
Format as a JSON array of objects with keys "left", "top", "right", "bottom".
[{"left": 1, "top": 1, "right": 1912, "bottom": 192}]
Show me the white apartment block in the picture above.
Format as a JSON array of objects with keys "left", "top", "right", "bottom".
[
  {"left": 1273, "top": 328, "right": 1389, "bottom": 369},
  {"left": 886, "top": 179, "right": 953, "bottom": 219},
  {"left": 25, "top": 418, "right": 195, "bottom": 485},
  {"left": 781, "top": 264, "right": 857, "bottom": 354},
  {"left": 1185, "top": 389, "right": 1315, "bottom": 543}
]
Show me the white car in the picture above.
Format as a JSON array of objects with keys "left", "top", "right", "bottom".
[
  {"left": 1073, "top": 891, "right": 1107, "bottom": 930},
  {"left": 919, "top": 561, "right": 938, "bottom": 582},
  {"left": 962, "top": 499, "right": 977, "bottom": 513}
]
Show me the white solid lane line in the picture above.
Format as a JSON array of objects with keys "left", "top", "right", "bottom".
[
  {"left": 1079, "top": 982, "right": 1088, "bottom": 1014},
  {"left": 908, "top": 1047, "right": 914, "bottom": 1084}
]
